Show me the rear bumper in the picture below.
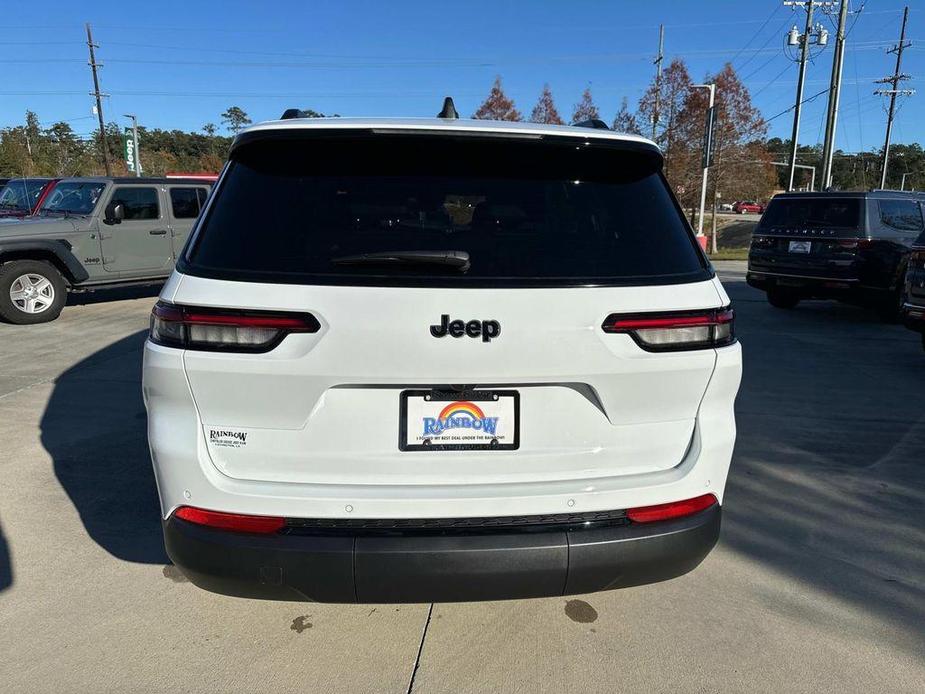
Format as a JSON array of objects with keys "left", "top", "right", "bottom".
[
  {"left": 164, "top": 504, "right": 721, "bottom": 603},
  {"left": 746, "top": 268, "right": 862, "bottom": 296}
]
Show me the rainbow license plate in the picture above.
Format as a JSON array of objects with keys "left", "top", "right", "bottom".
[{"left": 399, "top": 390, "right": 520, "bottom": 451}]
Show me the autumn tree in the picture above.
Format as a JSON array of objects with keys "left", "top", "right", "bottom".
[
  {"left": 571, "top": 87, "right": 599, "bottom": 123},
  {"left": 221, "top": 106, "right": 252, "bottom": 134},
  {"left": 473, "top": 77, "right": 522, "bottom": 121},
  {"left": 612, "top": 97, "right": 640, "bottom": 134},
  {"left": 530, "top": 84, "right": 564, "bottom": 125},
  {"left": 680, "top": 63, "right": 773, "bottom": 208},
  {"left": 638, "top": 58, "right": 693, "bottom": 166}
]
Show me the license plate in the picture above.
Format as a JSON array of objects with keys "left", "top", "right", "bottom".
[
  {"left": 789, "top": 240, "right": 812, "bottom": 254},
  {"left": 399, "top": 390, "right": 520, "bottom": 451}
]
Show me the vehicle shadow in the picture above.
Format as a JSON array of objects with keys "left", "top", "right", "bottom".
[
  {"left": 66, "top": 283, "right": 163, "bottom": 307},
  {"left": 0, "top": 519, "right": 11, "bottom": 592},
  {"left": 39, "top": 329, "right": 167, "bottom": 564},
  {"left": 721, "top": 276, "right": 925, "bottom": 653}
]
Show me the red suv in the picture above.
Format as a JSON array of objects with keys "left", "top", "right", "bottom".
[
  {"left": 0, "top": 178, "right": 59, "bottom": 218},
  {"left": 732, "top": 200, "right": 764, "bottom": 215}
]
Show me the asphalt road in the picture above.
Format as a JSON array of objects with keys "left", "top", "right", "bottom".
[{"left": 0, "top": 263, "right": 922, "bottom": 693}]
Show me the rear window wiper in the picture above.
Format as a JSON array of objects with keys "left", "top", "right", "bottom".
[{"left": 331, "top": 250, "right": 471, "bottom": 272}]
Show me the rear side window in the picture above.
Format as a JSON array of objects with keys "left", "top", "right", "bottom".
[
  {"left": 170, "top": 187, "right": 208, "bottom": 219},
  {"left": 761, "top": 197, "right": 861, "bottom": 230},
  {"left": 183, "top": 134, "right": 708, "bottom": 287},
  {"left": 110, "top": 187, "right": 159, "bottom": 220},
  {"left": 878, "top": 199, "right": 924, "bottom": 232}
]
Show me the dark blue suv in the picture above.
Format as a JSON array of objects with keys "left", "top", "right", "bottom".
[{"left": 747, "top": 190, "right": 925, "bottom": 320}]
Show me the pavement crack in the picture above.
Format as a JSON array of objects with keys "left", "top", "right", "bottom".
[{"left": 405, "top": 602, "right": 434, "bottom": 694}]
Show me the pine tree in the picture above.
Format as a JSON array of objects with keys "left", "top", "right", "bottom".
[
  {"left": 221, "top": 106, "right": 252, "bottom": 134},
  {"left": 612, "top": 97, "right": 640, "bottom": 134},
  {"left": 529, "top": 84, "right": 564, "bottom": 125},
  {"left": 571, "top": 87, "right": 600, "bottom": 123},
  {"left": 473, "top": 77, "right": 523, "bottom": 122}
]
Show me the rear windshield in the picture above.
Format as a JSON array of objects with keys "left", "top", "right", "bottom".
[
  {"left": 182, "top": 134, "right": 709, "bottom": 287},
  {"left": 760, "top": 197, "right": 861, "bottom": 230}
]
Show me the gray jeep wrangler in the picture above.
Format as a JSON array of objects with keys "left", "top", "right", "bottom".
[{"left": 0, "top": 177, "right": 212, "bottom": 324}]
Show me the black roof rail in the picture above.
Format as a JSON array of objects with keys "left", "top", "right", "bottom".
[{"left": 572, "top": 118, "right": 610, "bottom": 130}]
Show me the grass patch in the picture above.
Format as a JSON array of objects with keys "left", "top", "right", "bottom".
[{"left": 707, "top": 248, "right": 749, "bottom": 261}]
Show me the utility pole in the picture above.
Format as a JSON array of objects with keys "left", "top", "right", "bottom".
[
  {"left": 820, "top": 0, "right": 849, "bottom": 190},
  {"left": 876, "top": 6, "right": 913, "bottom": 190},
  {"left": 784, "top": 2, "right": 829, "bottom": 191},
  {"left": 124, "top": 114, "right": 141, "bottom": 177},
  {"left": 86, "top": 23, "right": 111, "bottom": 176},
  {"left": 651, "top": 24, "right": 664, "bottom": 141}
]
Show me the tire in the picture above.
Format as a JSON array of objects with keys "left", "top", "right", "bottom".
[
  {"left": 877, "top": 289, "right": 905, "bottom": 324},
  {"left": 0, "top": 259, "right": 67, "bottom": 324},
  {"left": 767, "top": 288, "right": 800, "bottom": 309}
]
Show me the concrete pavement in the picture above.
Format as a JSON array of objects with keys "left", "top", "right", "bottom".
[{"left": 0, "top": 265, "right": 922, "bottom": 693}]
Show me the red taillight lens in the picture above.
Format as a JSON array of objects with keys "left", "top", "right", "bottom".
[
  {"left": 173, "top": 506, "right": 285, "bottom": 534},
  {"left": 149, "top": 301, "right": 320, "bottom": 352},
  {"left": 602, "top": 307, "right": 735, "bottom": 351},
  {"left": 626, "top": 494, "right": 718, "bottom": 523}
]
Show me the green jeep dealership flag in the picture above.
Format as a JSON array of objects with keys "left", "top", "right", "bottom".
[{"left": 123, "top": 128, "right": 136, "bottom": 173}]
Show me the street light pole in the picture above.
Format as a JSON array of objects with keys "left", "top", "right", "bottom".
[
  {"left": 124, "top": 114, "right": 141, "bottom": 177},
  {"left": 692, "top": 83, "right": 715, "bottom": 250}
]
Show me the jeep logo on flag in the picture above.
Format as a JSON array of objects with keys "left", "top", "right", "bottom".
[{"left": 430, "top": 314, "right": 501, "bottom": 342}]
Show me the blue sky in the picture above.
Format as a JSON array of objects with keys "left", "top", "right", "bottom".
[{"left": 1, "top": 0, "right": 920, "bottom": 151}]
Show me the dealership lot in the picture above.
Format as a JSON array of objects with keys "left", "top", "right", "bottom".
[{"left": 0, "top": 261, "right": 922, "bottom": 693}]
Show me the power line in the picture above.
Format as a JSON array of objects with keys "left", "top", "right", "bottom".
[{"left": 729, "top": 4, "right": 784, "bottom": 66}]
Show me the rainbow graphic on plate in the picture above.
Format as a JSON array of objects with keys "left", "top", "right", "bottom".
[{"left": 423, "top": 400, "right": 499, "bottom": 436}]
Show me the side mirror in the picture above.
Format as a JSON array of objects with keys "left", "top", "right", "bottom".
[{"left": 105, "top": 202, "right": 124, "bottom": 224}]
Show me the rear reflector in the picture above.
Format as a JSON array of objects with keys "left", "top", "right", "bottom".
[
  {"left": 173, "top": 506, "right": 285, "bottom": 534},
  {"left": 602, "top": 307, "right": 735, "bottom": 351},
  {"left": 626, "top": 494, "right": 718, "bottom": 523},
  {"left": 150, "top": 301, "right": 320, "bottom": 352}
]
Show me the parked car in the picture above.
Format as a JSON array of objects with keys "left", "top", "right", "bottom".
[
  {"left": 143, "top": 107, "right": 743, "bottom": 603},
  {"left": 0, "top": 178, "right": 59, "bottom": 219},
  {"left": 0, "top": 177, "right": 211, "bottom": 324},
  {"left": 901, "top": 228, "right": 925, "bottom": 351},
  {"left": 747, "top": 190, "right": 925, "bottom": 319},
  {"left": 732, "top": 200, "right": 764, "bottom": 215},
  {"left": 719, "top": 202, "right": 735, "bottom": 212}
]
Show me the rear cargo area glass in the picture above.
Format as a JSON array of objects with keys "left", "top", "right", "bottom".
[
  {"left": 761, "top": 197, "right": 861, "bottom": 230},
  {"left": 183, "top": 134, "right": 708, "bottom": 286}
]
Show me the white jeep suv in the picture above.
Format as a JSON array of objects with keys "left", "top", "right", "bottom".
[{"left": 142, "top": 109, "right": 742, "bottom": 602}]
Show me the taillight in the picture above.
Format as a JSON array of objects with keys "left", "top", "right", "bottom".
[
  {"left": 602, "top": 307, "right": 735, "bottom": 351},
  {"left": 911, "top": 248, "right": 925, "bottom": 268},
  {"left": 149, "top": 301, "right": 320, "bottom": 352},
  {"left": 627, "top": 494, "right": 717, "bottom": 523},
  {"left": 173, "top": 506, "right": 285, "bottom": 534}
]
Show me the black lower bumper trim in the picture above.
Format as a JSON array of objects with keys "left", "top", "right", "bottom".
[{"left": 163, "top": 504, "right": 721, "bottom": 603}]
